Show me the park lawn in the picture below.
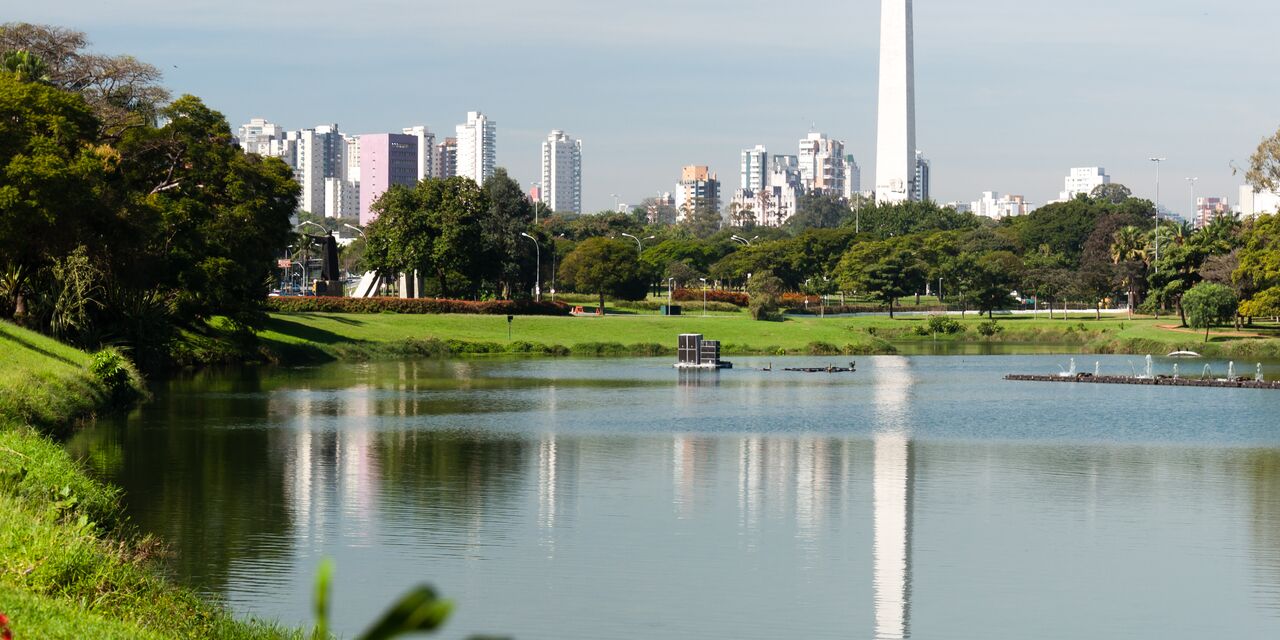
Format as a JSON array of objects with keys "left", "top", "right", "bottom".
[{"left": 255, "top": 311, "right": 1280, "bottom": 362}]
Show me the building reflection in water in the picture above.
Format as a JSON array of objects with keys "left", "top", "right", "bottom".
[{"left": 873, "top": 356, "right": 915, "bottom": 640}]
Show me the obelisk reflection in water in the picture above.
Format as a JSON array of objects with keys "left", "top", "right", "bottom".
[{"left": 873, "top": 356, "right": 914, "bottom": 639}]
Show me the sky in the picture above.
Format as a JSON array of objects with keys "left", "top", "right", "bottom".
[{"left": 10, "top": 0, "right": 1280, "bottom": 217}]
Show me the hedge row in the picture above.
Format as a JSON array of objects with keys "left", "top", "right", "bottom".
[
  {"left": 265, "top": 296, "right": 572, "bottom": 316},
  {"left": 673, "top": 288, "right": 749, "bottom": 307}
]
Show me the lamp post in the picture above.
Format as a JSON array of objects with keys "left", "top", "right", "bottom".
[
  {"left": 1186, "top": 177, "right": 1199, "bottom": 227},
  {"left": 619, "top": 233, "right": 653, "bottom": 253},
  {"left": 668, "top": 277, "right": 675, "bottom": 310},
  {"left": 550, "top": 234, "right": 564, "bottom": 302},
  {"left": 1149, "top": 157, "right": 1166, "bottom": 273},
  {"left": 342, "top": 223, "right": 366, "bottom": 240},
  {"left": 699, "top": 277, "right": 708, "bottom": 317},
  {"left": 520, "top": 232, "right": 541, "bottom": 302}
]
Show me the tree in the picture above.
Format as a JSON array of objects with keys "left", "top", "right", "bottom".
[
  {"left": 1, "top": 49, "right": 50, "bottom": 83},
  {"left": 1110, "top": 225, "right": 1150, "bottom": 313},
  {"left": 1090, "top": 183, "right": 1133, "bottom": 204},
  {"left": 747, "top": 271, "right": 784, "bottom": 321},
  {"left": 681, "top": 205, "right": 723, "bottom": 239},
  {"left": 788, "top": 192, "right": 849, "bottom": 230},
  {"left": 1183, "top": 282, "right": 1238, "bottom": 342},
  {"left": 1233, "top": 214, "right": 1280, "bottom": 304},
  {"left": 1239, "top": 287, "right": 1280, "bottom": 320},
  {"left": 836, "top": 245, "right": 924, "bottom": 318},
  {"left": 965, "top": 251, "right": 1023, "bottom": 319},
  {"left": 481, "top": 168, "right": 536, "bottom": 298},
  {"left": 557, "top": 238, "right": 648, "bottom": 310},
  {"left": 1247, "top": 128, "right": 1280, "bottom": 193}
]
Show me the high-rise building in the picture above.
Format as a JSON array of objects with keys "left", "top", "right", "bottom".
[
  {"left": 1239, "top": 185, "right": 1280, "bottom": 219},
  {"left": 844, "top": 155, "right": 863, "bottom": 199},
  {"left": 324, "top": 177, "right": 360, "bottom": 220},
  {"left": 540, "top": 130, "right": 582, "bottom": 214},
  {"left": 875, "top": 0, "right": 917, "bottom": 204},
  {"left": 740, "top": 145, "right": 769, "bottom": 193},
  {"left": 344, "top": 135, "right": 361, "bottom": 183},
  {"left": 675, "top": 165, "right": 720, "bottom": 221},
  {"left": 1058, "top": 167, "right": 1110, "bottom": 201},
  {"left": 912, "top": 150, "right": 930, "bottom": 202},
  {"left": 435, "top": 138, "right": 457, "bottom": 179},
  {"left": 972, "top": 191, "right": 1031, "bottom": 219},
  {"left": 799, "top": 133, "right": 847, "bottom": 194},
  {"left": 237, "top": 118, "right": 286, "bottom": 156},
  {"left": 456, "top": 111, "right": 496, "bottom": 184},
  {"left": 358, "top": 133, "right": 419, "bottom": 225},
  {"left": 294, "top": 125, "right": 347, "bottom": 218},
  {"left": 1194, "top": 197, "right": 1231, "bottom": 229},
  {"left": 402, "top": 126, "right": 436, "bottom": 181}
]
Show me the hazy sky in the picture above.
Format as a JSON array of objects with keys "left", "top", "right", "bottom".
[{"left": 11, "top": 1, "right": 1280, "bottom": 216}]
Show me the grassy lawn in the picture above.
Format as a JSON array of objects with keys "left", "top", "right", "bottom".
[
  {"left": 0, "top": 320, "right": 300, "bottom": 640},
  {"left": 255, "top": 311, "right": 1280, "bottom": 361}
]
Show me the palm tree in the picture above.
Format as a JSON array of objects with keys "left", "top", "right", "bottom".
[
  {"left": 1111, "top": 226, "right": 1149, "bottom": 315},
  {"left": 2, "top": 50, "right": 51, "bottom": 84}
]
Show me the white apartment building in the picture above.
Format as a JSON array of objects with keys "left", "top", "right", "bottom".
[
  {"left": 844, "top": 155, "right": 862, "bottom": 200},
  {"left": 740, "top": 145, "right": 768, "bottom": 193},
  {"left": 798, "top": 132, "right": 847, "bottom": 194},
  {"left": 402, "top": 126, "right": 436, "bottom": 181},
  {"left": 541, "top": 130, "right": 583, "bottom": 214},
  {"left": 237, "top": 118, "right": 286, "bottom": 156},
  {"left": 972, "top": 191, "right": 1032, "bottom": 219},
  {"left": 295, "top": 125, "right": 347, "bottom": 218},
  {"left": 456, "top": 111, "right": 496, "bottom": 185},
  {"left": 344, "top": 135, "right": 361, "bottom": 183},
  {"left": 324, "top": 177, "right": 360, "bottom": 220},
  {"left": 1058, "top": 167, "right": 1110, "bottom": 201},
  {"left": 675, "top": 165, "right": 720, "bottom": 221},
  {"left": 1239, "top": 185, "right": 1280, "bottom": 219}
]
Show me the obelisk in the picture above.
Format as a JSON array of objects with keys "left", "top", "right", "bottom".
[{"left": 875, "top": 0, "right": 916, "bottom": 204}]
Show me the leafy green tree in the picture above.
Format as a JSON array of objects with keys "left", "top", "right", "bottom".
[
  {"left": 1233, "top": 213, "right": 1280, "bottom": 304},
  {"left": 852, "top": 200, "right": 980, "bottom": 240},
  {"left": 1021, "top": 247, "right": 1072, "bottom": 319},
  {"left": 747, "top": 271, "right": 784, "bottom": 321},
  {"left": 1239, "top": 287, "right": 1280, "bottom": 320},
  {"left": 1, "top": 49, "right": 50, "bottom": 83},
  {"left": 965, "top": 251, "right": 1023, "bottom": 319},
  {"left": 836, "top": 244, "right": 924, "bottom": 318},
  {"left": 1183, "top": 282, "right": 1238, "bottom": 342},
  {"left": 788, "top": 192, "right": 849, "bottom": 230},
  {"left": 481, "top": 168, "right": 536, "bottom": 298},
  {"left": 1110, "top": 225, "right": 1150, "bottom": 312},
  {"left": 0, "top": 71, "right": 106, "bottom": 320},
  {"left": 681, "top": 205, "right": 723, "bottom": 238},
  {"left": 1090, "top": 183, "right": 1133, "bottom": 204},
  {"left": 1247, "top": 128, "right": 1280, "bottom": 193},
  {"left": 557, "top": 238, "right": 649, "bottom": 310}
]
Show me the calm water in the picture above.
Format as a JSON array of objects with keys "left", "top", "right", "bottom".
[{"left": 70, "top": 355, "right": 1280, "bottom": 639}]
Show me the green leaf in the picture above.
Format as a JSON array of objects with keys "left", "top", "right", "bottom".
[{"left": 356, "top": 585, "right": 453, "bottom": 640}]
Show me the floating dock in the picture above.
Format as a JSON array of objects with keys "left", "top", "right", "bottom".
[
  {"left": 784, "top": 364, "right": 856, "bottom": 373},
  {"left": 1005, "top": 374, "right": 1280, "bottom": 390}
]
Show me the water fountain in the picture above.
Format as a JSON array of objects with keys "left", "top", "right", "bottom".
[
  {"left": 1202, "top": 364, "right": 1213, "bottom": 380},
  {"left": 1094, "top": 362, "right": 1101, "bottom": 377},
  {"left": 1227, "top": 362, "right": 1236, "bottom": 381},
  {"left": 1172, "top": 363, "right": 1179, "bottom": 379},
  {"left": 1057, "top": 358, "right": 1077, "bottom": 378},
  {"left": 1258, "top": 363, "right": 1265, "bottom": 383}
]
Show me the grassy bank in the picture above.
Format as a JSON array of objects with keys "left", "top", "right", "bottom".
[
  {"left": 0, "top": 321, "right": 298, "bottom": 639},
  {"left": 225, "top": 311, "right": 1280, "bottom": 365}
]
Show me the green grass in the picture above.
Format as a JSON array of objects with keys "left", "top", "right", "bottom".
[
  {"left": 0, "top": 320, "right": 301, "bottom": 640},
  {"left": 245, "top": 311, "right": 1280, "bottom": 364}
]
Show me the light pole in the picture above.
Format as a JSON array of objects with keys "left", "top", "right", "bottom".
[
  {"left": 1186, "top": 177, "right": 1199, "bottom": 227},
  {"left": 550, "top": 234, "right": 564, "bottom": 302},
  {"left": 342, "top": 223, "right": 367, "bottom": 240},
  {"left": 531, "top": 182, "right": 542, "bottom": 225},
  {"left": 699, "top": 277, "right": 708, "bottom": 317},
  {"left": 731, "top": 234, "right": 759, "bottom": 246},
  {"left": 619, "top": 233, "right": 653, "bottom": 253},
  {"left": 668, "top": 277, "right": 676, "bottom": 310},
  {"left": 520, "top": 232, "right": 541, "bottom": 302},
  {"left": 1149, "top": 157, "right": 1166, "bottom": 273}
]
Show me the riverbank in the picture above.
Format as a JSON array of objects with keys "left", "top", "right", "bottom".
[
  {"left": 211, "top": 312, "right": 1280, "bottom": 365},
  {"left": 0, "top": 321, "right": 298, "bottom": 639}
]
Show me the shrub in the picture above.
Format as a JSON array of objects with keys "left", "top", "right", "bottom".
[
  {"left": 977, "top": 320, "right": 1004, "bottom": 337},
  {"left": 89, "top": 349, "right": 145, "bottom": 408},
  {"left": 265, "top": 297, "right": 571, "bottom": 316},
  {"left": 673, "top": 288, "right": 749, "bottom": 307}
]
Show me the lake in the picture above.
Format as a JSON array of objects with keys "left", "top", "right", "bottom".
[{"left": 70, "top": 354, "right": 1280, "bottom": 639}]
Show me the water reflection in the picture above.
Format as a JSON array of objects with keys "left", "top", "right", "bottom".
[{"left": 66, "top": 357, "right": 1280, "bottom": 639}]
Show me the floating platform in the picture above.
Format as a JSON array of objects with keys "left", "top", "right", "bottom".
[
  {"left": 784, "top": 364, "right": 856, "bottom": 373},
  {"left": 674, "top": 362, "right": 733, "bottom": 370},
  {"left": 1005, "top": 374, "right": 1280, "bottom": 390}
]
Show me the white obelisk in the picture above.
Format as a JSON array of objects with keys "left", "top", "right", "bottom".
[{"left": 875, "top": 0, "right": 916, "bottom": 204}]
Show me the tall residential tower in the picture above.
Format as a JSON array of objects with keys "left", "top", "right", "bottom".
[
  {"left": 541, "top": 130, "right": 583, "bottom": 214},
  {"left": 875, "top": 0, "right": 916, "bottom": 204},
  {"left": 456, "top": 111, "right": 496, "bottom": 185}
]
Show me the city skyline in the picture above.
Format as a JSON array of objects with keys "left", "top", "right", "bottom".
[{"left": 10, "top": 1, "right": 1280, "bottom": 215}]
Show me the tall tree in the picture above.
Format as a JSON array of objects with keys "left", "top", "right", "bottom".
[
  {"left": 481, "top": 168, "right": 536, "bottom": 298},
  {"left": 557, "top": 238, "right": 648, "bottom": 310}
]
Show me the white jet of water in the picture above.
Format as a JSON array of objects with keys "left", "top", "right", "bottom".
[
  {"left": 1095, "top": 362, "right": 1101, "bottom": 377},
  {"left": 1145, "top": 355, "right": 1154, "bottom": 379},
  {"left": 1173, "top": 363, "right": 1179, "bottom": 379},
  {"left": 1258, "top": 363, "right": 1265, "bottom": 383},
  {"left": 1228, "top": 361, "right": 1235, "bottom": 380}
]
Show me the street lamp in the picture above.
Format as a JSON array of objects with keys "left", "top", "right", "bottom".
[
  {"left": 296, "top": 221, "right": 328, "bottom": 294},
  {"left": 668, "top": 277, "right": 676, "bottom": 310},
  {"left": 731, "top": 234, "right": 759, "bottom": 246},
  {"left": 1186, "top": 177, "right": 1199, "bottom": 227},
  {"left": 619, "top": 232, "right": 653, "bottom": 252},
  {"left": 342, "top": 223, "right": 367, "bottom": 240},
  {"left": 520, "top": 232, "right": 541, "bottom": 302},
  {"left": 699, "top": 277, "right": 708, "bottom": 317},
  {"left": 1149, "top": 157, "right": 1166, "bottom": 273}
]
